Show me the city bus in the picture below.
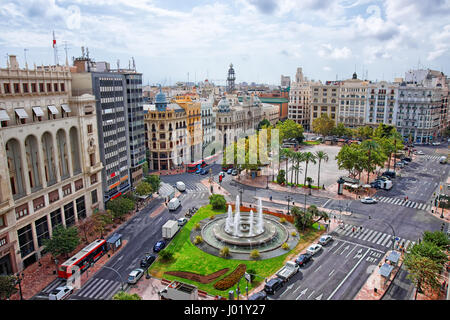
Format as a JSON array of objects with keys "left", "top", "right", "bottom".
[
  {"left": 187, "top": 160, "right": 206, "bottom": 173},
  {"left": 57, "top": 239, "right": 108, "bottom": 279}
]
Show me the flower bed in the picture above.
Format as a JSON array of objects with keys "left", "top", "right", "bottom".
[
  {"left": 164, "top": 268, "right": 229, "bottom": 284},
  {"left": 229, "top": 204, "right": 294, "bottom": 223},
  {"left": 213, "top": 264, "right": 247, "bottom": 291}
]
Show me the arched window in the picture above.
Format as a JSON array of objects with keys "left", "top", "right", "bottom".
[
  {"left": 25, "top": 135, "right": 42, "bottom": 190},
  {"left": 57, "top": 129, "right": 69, "bottom": 179},
  {"left": 6, "top": 138, "right": 25, "bottom": 197},
  {"left": 70, "top": 127, "right": 81, "bottom": 175},
  {"left": 41, "top": 132, "right": 57, "bottom": 185}
]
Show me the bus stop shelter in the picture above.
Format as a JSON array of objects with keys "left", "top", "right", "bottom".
[
  {"left": 106, "top": 233, "right": 123, "bottom": 253},
  {"left": 385, "top": 251, "right": 401, "bottom": 266}
]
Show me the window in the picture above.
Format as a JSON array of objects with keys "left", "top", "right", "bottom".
[
  {"left": 90, "top": 174, "right": 97, "bottom": 184},
  {"left": 50, "top": 209, "right": 62, "bottom": 229},
  {"left": 3, "top": 83, "right": 11, "bottom": 94},
  {"left": 64, "top": 202, "right": 75, "bottom": 227},
  {"left": 47, "top": 83, "right": 52, "bottom": 92},
  {"left": 63, "top": 184, "right": 72, "bottom": 197},
  {"left": 35, "top": 216, "right": 49, "bottom": 247},
  {"left": 89, "top": 153, "right": 95, "bottom": 166},
  {"left": 18, "top": 224, "right": 34, "bottom": 258},
  {"left": 14, "top": 83, "right": 20, "bottom": 93},
  {"left": 39, "top": 83, "right": 44, "bottom": 92},
  {"left": 49, "top": 190, "right": 59, "bottom": 204},
  {"left": 54, "top": 83, "right": 58, "bottom": 92},
  {"left": 60, "top": 83, "right": 65, "bottom": 92},
  {"left": 15, "top": 204, "right": 29, "bottom": 220},
  {"left": 33, "top": 196, "right": 45, "bottom": 212},
  {"left": 31, "top": 83, "right": 37, "bottom": 93},
  {"left": 87, "top": 124, "right": 93, "bottom": 133},
  {"left": 0, "top": 215, "right": 5, "bottom": 229},
  {"left": 91, "top": 189, "right": 98, "bottom": 204},
  {"left": 23, "top": 83, "right": 29, "bottom": 93},
  {"left": 76, "top": 196, "right": 86, "bottom": 220}
]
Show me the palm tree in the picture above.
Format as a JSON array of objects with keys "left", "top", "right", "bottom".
[
  {"left": 302, "top": 152, "right": 317, "bottom": 187},
  {"left": 361, "top": 139, "right": 379, "bottom": 184},
  {"left": 289, "top": 151, "right": 297, "bottom": 184},
  {"left": 294, "top": 152, "right": 304, "bottom": 185},
  {"left": 280, "top": 148, "right": 291, "bottom": 184},
  {"left": 306, "top": 177, "right": 313, "bottom": 195},
  {"left": 315, "top": 150, "right": 329, "bottom": 190}
]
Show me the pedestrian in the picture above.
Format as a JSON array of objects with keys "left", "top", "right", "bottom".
[
  {"left": 270, "top": 195, "right": 273, "bottom": 201},
  {"left": 352, "top": 227, "right": 355, "bottom": 233}
]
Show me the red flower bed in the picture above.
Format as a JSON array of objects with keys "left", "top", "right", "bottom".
[
  {"left": 229, "top": 204, "right": 294, "bottom": 223},
  {"left": 213, "top": 264, "right": 247, "bottom": 291}
]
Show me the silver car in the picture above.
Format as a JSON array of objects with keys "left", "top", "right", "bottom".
[
  {"left": 318, "top": 235, "right": 332, "bottom": 245},
  {"left": 127, "top": 268, "right": 144, "bottom": 284},
  {"left": 306, "top": 244, "right": 323, "bottom": 256}
]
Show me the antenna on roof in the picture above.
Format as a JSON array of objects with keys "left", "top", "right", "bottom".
[
  {"left": 132, "top": 57, "right": 135, "bottom": 71},
  {"left": 86, "top": 47, "right": 89, "bottom": 59},
  {"left": 63, "top": 41, "right": 70, "bottom": 66},
  {"left": 117, "top": 59, "right": 120, "bottom": 70},
  {"left": 24, "top": 48, "right": 28, "bottom": 69}
]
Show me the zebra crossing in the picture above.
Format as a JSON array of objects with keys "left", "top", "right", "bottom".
[
  {"left": 420, "top": 154, "right": 444, "bottom": 161},
  {"left": 333, "top": 223, "right": 415, "bottom": 250},
  {"left": 373, "top": 196, "right": 431, "bottom": 211},
  {"left": 159, "top": 182, "right": 175, "bottom": 198},
  {"left": 40, "top": 279, "right": 66, "bottom": 295},
  {"left": 70, "top": 277, "right": 121, "bottom": 300}
]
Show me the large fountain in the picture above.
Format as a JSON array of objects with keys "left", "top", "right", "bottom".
[{"left": 200, "top": 196, "right": 291, "bottom": 256}]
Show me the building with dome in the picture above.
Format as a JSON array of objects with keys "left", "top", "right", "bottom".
[
  {"left": 214, "top": 93, "right": 263, "bottom": 148},
  {"left": 144, "top": 88, "right": 188, "bottom": 171}
]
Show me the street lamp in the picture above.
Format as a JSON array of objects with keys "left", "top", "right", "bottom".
[
  {"left": 238, "top": 188, "right": 244, "bottom": 208},
  {"left": 15, "top": 272, "right": 24, "bottom": 300},
  {"left": 285, "top": 195, "right": 293, "bottom": 215},
  {"left": 102, "top": 266, "right": 125, "bottom": 291},
  {"left": 368, "top": 215, "right": 396, "bottom": 251}
]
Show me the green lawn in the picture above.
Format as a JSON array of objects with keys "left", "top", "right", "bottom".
[
  {"left": 148, "top": 205, "right": 323, "bottom": 296},
  {"left": 302, "top": 140, "right": 321, "bottom": 145}
]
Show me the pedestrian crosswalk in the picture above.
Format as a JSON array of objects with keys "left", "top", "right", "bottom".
[
  {"left": 71, "top": 277, "right": 121, "bottom": 300},
  {"left": 333, "top": 223, "right": 415, "bottom": 250},
  {"left": 420, "top": 155, "right": 444, "bottom": 161},
  {"left": 159, "top": 182, "right": 175, "bottom": 198},
  {"left": 373, "top": 196, "right": 431, "bottom": 211},
  {"left": 41, "top": 279, "right": 66, "bottom": 294}
]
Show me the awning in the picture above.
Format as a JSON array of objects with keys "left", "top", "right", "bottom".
[
  {"left": 386, "top": 251, "right": 401, "bottom": 264},
  {"left": 32, "top": 106, "right": 44, "bottom": 117},
  {"left": 14, "top": 108, "right": 28, "bottom": 119},
  {"left": 379, "top": 263, "right": 394, "bottom": 278},
  {"left": 0, "top": 109, "right": 10, "bottom": 121},
  {"left": 61, "top": 104, "right": 71, "bottom": 113},
  {"left": 48, "top": 105, "right": 59, "bottom": 115}
]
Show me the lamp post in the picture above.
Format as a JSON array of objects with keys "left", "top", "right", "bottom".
[
  {"left": 368, "top": 215, "right": 396, "bottom": 251},
  {"left": 285, "top": 195, "right": 293, "bottom": 215},
  {"left": 102, "top": 266, "right": 125, "bottom": 291},
  {"left": 238, "top": 188, "right": 244, "bottom": 208},
  {"left": 15, "top": 272, "right": 24, "bottom": 300}
]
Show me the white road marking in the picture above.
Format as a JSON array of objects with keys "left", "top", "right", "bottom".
[
  {"left": 329, "top": 269, "right": 335, "bottom": 277},
  {"left": 327, "top": 248, "right": 370, "bottom": 300},
  {"left": 345, "top": 245, "right": 357, "bottom": 258},
  {"left": 315, "top": 293, "right": 323, "bottom": 300},
  {"left": 296, "top": 288, "right": 308, "bottom": 300},
  {"left": 307, "top": 290, "right": 315, "bottom": 299}
]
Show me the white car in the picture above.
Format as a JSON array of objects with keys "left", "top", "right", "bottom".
[
  {"left": 306, "top": 244, "right": 323, "bottom": 256},
  {"left": 318, "top": 235, "right": 333, "bottom": 245},
  {"left": 127, "top": 268, "right": 144, "bottom": 284},
  {"left": 415, "top": 150, "right": 424, "bottom": 155},
  {"left": 177, "top": 217, "right": 188, "bottom": 226},
  {"left": 48, "top": 285, "right": 73, "bottom": 300},
  {"left": 361, "top": 197, "right": 377, "bottom": 204},
  {"left": 432, "top": 142, "right": 441, "bottom": 146}
]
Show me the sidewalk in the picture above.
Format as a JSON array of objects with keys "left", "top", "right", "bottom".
[
  {"left": 200, "top": 178, "right": 231, "bottom": 200},
  {"left": 354, "top": 249, "right": 404, "bottom": 300}
]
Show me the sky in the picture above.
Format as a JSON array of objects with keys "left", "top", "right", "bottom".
[{"left": 1, "top": 0, "right": 450, "bottom": 86}]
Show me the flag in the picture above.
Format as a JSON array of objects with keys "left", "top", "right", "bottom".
[{"left": 53, "top": 39, "right": 56, "bottom": 48}]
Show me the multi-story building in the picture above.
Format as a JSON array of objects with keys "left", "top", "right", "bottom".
[
  {"left": 123, "top": 72, "right": 146, "bottom": 186},
  {"left": 396, "top": 83, "right": 442, "bottom": 143},
  {"left": 200, "top": 96, "right": 216, "bottom": 158},
  {"left": 174, "top": 95, "right": 202, "bottom": 163},
  {"left": 309, "top": 82, "right": 340, "bottom": 127},
  {"left": 281, "top": 75, "right": 291, "bottom": 89},
  {"left": 71, "top": 57, "right": 132, "bottom": 203},
  {"left": 261, "top": 103, "right": 280, "bottom": 126},
  {"left": 365, "top": 82, "right": 399, "bottom": 127},
  {"left": 0, "top": 55, "right": 103, "bottom": 273},
  {"left": 215, "top": 94, "right": 263, "bottom": 148},
  {"left": 338, "top": 73, "right": 369, "bottom": 128},
  {"left": 144, "top": 89, "right": 188, "bottom": 171}
]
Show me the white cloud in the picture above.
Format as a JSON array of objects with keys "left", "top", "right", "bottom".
[{"left": 318, "top": 44, "right": 352, "bottom": 60}]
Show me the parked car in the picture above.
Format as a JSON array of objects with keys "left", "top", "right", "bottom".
[
  {"left": 176, "top": 181, "right": 186, "bottom": 192},
  {"left": 153, "top": 240, "right": 166, "bottom": 252},
  {"left": 402, "top": 157, "right": 412, "bottom": 162},
  {"left": 48, "top": 285, "right": 73, "bottom": 300},
  {"left": 361, "top": 197, "right": 377, "bottom": 204},
  {"left": 167, "top": 197, "right": 181, "bottom": 211},
  {"left": 140, "top": 254, "right": 156, "bottom": 268},
  {"left": 318, "top": 235, "right": 333, "bottom": 245},
  {"left": 370, "top": 181, "right": 381, "bottom": 189},
  {"left": 231, "top": 169, "right": 238, "bottom": 176},
  {"left": 295, "top": 253, "right": 312, "bottom": 266},
  {"left": 248, "top": 290, "right": 267, "bottom": 300},
  {"left": 219, "top": 171, "right": 226, "bottom": 177},
  {"left": 375, "top": 176, "right": 390, "bottom": 182},
  {"left": 439, "top": 156, "right": 447, "bottom": 164},
  {"left": 177, "top": 217, "right": 188, "bottom": 226},
  {"left": 306, "top": 244, "right": 323, "bottom": 256},
  {"left": 200, "top": 169, "right": 208, "bottom": 175},
  {"left": 127, "top": 268, "right": 144, "bottom": 284},
  {"left": 382, "top": 171, "right": 396, "bottom": 178},
  {"left": 432, "top": 142, "right": 441, "bottom": 146},
  {"left": 264, "top": 277, "right": 284, "bottom": 295},
  {"left": 195, "top": 168, "right": 202, "bottom": 174},
  {"left": 227, "top": 168, "right": 233, "bottom": 174},
  {"left": 395, "top": 162, "right": 405, "bottom": 168},
  {"left": 415, "top": 150, "right": 425, "bottom": 155}
]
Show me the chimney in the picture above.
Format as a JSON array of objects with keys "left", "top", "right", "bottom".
[{"left": 9, "top": 55, "right": 19, "bottom": 69}]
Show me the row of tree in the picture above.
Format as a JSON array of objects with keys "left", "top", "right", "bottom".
[
  {"left": 277, "top": 149, "right": 329, "bottom": 189},
  {"left": 335, "top": 124, "right": 405, "bottom": 183},
  {"left": 403, "top": 231, "right": 449, "bottom": 298}
]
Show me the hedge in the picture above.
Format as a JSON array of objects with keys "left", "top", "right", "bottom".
[{"left": 213, "top": 264, "right": 247, "bottom": 291}]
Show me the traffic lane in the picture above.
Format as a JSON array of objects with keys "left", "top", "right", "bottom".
[{"left": 278, "top": 241, "right": 382, "bottom": 300}]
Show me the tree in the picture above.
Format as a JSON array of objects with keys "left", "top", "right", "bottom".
[
  {"left": 306, "top": 177, "right": 313, "bottom": 195},
  {"left": 209, "top": 194, "right": 226, "bottom": 210},
  {"left": 135, "top": 181, "right": 152, "bottom": 197},
  {"left": 336, "top": 143, "right": 366, "bottom": 180},
  {"left": 0, "top": 275, "right": 17, "bottom": 300},
  {"left": 280, "top": 148, "right": 293, "bottom": 184},
  {"left": 113, "top": 291, "right": 142, "bottom": 300},
  {"left": 292, "top": 206, "right": 313, "bottom": 231},
  {"left": 293, "top": 152, "right": 304, "bottom": 185},
  {"left": 277, "top": 119, "right": 305, "bottom": 143},
  {"left": 78, "top": 218, "right": 95, "bottom": 243},
  {"left": 92, "top": 210, "right": 113, "bottom": 238},
  {"left": 355, "top": 126, "right": 374, "bottom": 140},
  {"left": 312, "top": 113, "right": 335, "bottom": 137},
  {"left": 422, "top": 231, "right": 450, "bottom": 249},
  {"left": 145, "top": 175, "right": 161, "bottom": 193},
  {"left": 404, "top": 253, "right": 442, "bottom": 298},
  {"left": 361, "top": 139, "right": 384, "bottom": 184},
  {"left": 107, "top": 197, "right": 135, "bottom": 220},
  {"left": 315, "top": 150, "right": 329, "bottom": 189},
  {"left": 142, "top": 161, "right": 149, "bottom": 177},
  {"left": 409, "top": 241, "right": 448, "bottom": 267},
  {"left": 257, "top": 118, "right": 271, "bottom": 131},
  {"left": 302, "top": 152, "right": 317, "bottom": 186},
  {"left": 333, "top": 123, "right": 348, "bottom": 137},
  {"left": 276, "top": 169, "right": 286, "bottom": 185},
  {"left": 43, "top": 225, "right": 80, "bottom": 259}
]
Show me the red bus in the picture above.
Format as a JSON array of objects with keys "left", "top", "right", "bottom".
[
  {"left": 58, "top": 239, "right": 108, "bottom": 279},
  {"left": 204, "top": 154, "right": 219, "bottom": 166},
  {"left": 187, "top": 160, "right": 206, "bottom": 173}
]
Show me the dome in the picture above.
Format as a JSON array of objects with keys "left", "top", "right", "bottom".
[
  {"left": 155, "top": 90, "right": 167, "bottom": 104},
  {"left": 217, "top": 97, "right": 230, "bottom": 113}
]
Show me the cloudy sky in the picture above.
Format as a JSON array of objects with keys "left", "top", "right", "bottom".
[{"left": 1, "top": 0, "right": 450, "bottom": 85}]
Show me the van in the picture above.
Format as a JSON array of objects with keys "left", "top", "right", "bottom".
[
  {"left": 176, "top": 181, "right": 186, "bottom": 192},
  {"left": 439, "top": 156, "right": 447, "bottom": 164},
  {"left": 168, "top": 197, "right": 181, "bottom": 211}
]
